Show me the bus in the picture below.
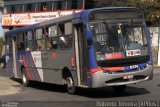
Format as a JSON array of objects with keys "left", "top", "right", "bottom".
[{"left": 5, "top": 7, "right": 153, "bottom": 94}]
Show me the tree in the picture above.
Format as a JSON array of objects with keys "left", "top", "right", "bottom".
[{"left": 89, "top": 0, "right": 160, "bottom": 26}]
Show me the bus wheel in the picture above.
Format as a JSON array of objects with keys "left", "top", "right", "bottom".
[
  {"left": 113, "top": 85, "right": 126, "bottom": 93},
  {"left": 66, "top": 76, "right": 76, "bottom": 94},
  {"left": 21, "top": 68, "right": 29, "bottom": 87}
]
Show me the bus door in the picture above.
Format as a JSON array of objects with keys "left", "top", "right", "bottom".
[
  {"left": 5, "top": 36, "right": 14, "bottom": 77},
  {"left": 75, "top": 25, "right": 89, "bottom": 85},
  {"left": 12, "top": 36, "right": 18, "bottom": 78}
]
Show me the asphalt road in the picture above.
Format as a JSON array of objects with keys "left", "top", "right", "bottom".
[{"left": 0, "top": 68, "right": 160, "bottom": 107}]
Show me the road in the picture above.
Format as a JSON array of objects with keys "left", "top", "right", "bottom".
[{"left": 0, "top": 68, "right": 159, "bottom": 107}]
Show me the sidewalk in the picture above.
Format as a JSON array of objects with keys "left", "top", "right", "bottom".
[
  {"left": 0, "top": 76, "right": 21, "bottom": 96},
  {"left": 153, "top": 65, "right": 160, "bottom": 68}
]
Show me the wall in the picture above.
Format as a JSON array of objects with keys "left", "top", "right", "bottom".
[{"left": 149, "top": 27, "right": 159, "bottom": 66}]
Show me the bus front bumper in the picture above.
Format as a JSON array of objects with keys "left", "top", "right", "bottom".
[{"left": 89, "top": 65, "right": 153, "bottom": 88}]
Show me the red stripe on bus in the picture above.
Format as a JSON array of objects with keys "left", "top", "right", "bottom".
[
  {"left": 22, "top": 55, "right": 32, "bottom": 80},
  {"left": 88, "top": 67, "right": 125, "bottom": 74}
]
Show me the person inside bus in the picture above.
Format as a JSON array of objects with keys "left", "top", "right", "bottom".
[
  {"left": 42, "top": 28, "right": 49, "bottom": 38},
  {"left": 47, "top": 41, "right": 53, "bottom": 49}
]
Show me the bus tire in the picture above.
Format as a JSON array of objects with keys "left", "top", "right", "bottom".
[
  {"left": 21, "top": 68, "right": 30, "bottom": 87},
  {"left": 66, "top": 75, "right": 77, "bottom": 95},
  {"left": 113, "top": 85, "right": 126, "bottom": 93}
]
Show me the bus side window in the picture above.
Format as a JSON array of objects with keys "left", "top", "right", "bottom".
[
  {"left": 58, "top": 22, "right": 73, "bottom": 49},
  {"left": 26, "top": 30, "right": 34, "bottom": 51},
  {"left": 58, "top": 24, "right": 64, "bottom": 36},
  {"left": 48, "top": 25, "right": 57, "bottom": 37},
  {"left": 35, "top": 28, "right": 45, "bottom": 50},
  {"left": 37, "top": 40, "right": 45, "bottom": 50},
  {"left": 59, "top": 35, "right": 72, "bottom": 49},
  {"left": 44, "top": 27, "right": 49, "bottom": 38},
  {"left": 36, "top": 28, "right": 43, "bottom": 39},
  {"left": 17, "top": 33, "right": 25, "bottom": 51},
  {"left": 47, "top": 38, "right": 58, "bottom": 50}
]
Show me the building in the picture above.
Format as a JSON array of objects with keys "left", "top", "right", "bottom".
[
  {"left": 2, "top": 0, "right": 85, "bottom": 32},
  {"left": 0, "top": 0, "right": 3, "bottom": 13}
]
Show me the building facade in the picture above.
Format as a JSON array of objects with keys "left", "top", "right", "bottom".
[{"left": 2, "top": 0, "right": 84, "bottom": 32}]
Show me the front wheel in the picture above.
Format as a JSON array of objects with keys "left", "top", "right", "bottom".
[
  {"left": 113, "top": 85, "right": 126, "bottom": 93},
  {"left": 66, "top": 76, "right": 77, "bottom": 95},
  {"left": 21, "top": 68, "right": 30, "bottom": 87}
]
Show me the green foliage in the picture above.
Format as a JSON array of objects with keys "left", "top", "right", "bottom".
[{"left": 90, "top": 0, "right": 160, "bottom": 26}]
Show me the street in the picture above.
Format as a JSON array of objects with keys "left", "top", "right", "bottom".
[{"left": 0, "top": 68, "right": 159, "bottom": 106}]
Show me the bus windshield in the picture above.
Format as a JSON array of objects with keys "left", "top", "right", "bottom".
[{"left": 89, "top": 19, "right": 149, "bottom": 66}]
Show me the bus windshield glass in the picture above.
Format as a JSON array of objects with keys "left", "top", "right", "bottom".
[{"left": 89, "top": 11, "right": 149, "bottom": 66}]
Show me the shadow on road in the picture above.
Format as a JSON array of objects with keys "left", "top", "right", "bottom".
[
  {"left": 10, "top": 78, "right": 151, "bottom": 98},
  {"left": 11, "top": 78, "right": 66, "bottom": 93},
  {"left": 76, "top": 86, "right": 150, "bottom": 98}
]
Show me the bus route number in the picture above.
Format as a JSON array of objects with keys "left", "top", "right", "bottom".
[{"left": 129, "top": 65, "right": 138, "bottom": 69}]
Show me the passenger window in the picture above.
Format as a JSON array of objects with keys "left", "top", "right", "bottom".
[
  {"left": 58, "top": 24, "right": 64, "bottom": 36},
  {"left": 58, "top": 35, "right": 72, "bottom": 49},
  {"left": 36, "top": 28, "right": 43, "bottom": 39},
  {"left": 26, "top": 31, "right": 35, "bottom": 51},
  {"left": 17, "top": 33, "right": 25, "bottom": 51},
  {"left": 65, "top": 22, "right": 72, "bottom": 35},
  {"left": 47, "top": 38, "right": 58, "bottom": 50},
  {"left": 27, "top": 31, "right": 33, "bottom": 40},
  {"left": 49, "top": 25, "right": 57, "bottom": 37},
  {"left": 37, "top": 39, "right": 45, "bottom": 50},
  {"left": 44, "top": 27, "right": 49, "bottom": 38}
]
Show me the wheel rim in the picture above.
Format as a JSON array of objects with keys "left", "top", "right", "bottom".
[
  {"left": 66, "top": 77, "right": 73, "bottom": 91},
  {"left": 22, "top": 74, "right": 27, "bottom": 84}
]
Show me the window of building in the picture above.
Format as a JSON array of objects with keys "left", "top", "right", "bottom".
[
  {"left": 14, "top": 4, "right": 23, "bottom": 13},
  {"left": 53, "top": 1, "right": 64, "bottom": 10},
  {"left": 11, "top": 5, "right": 15, "bottom": 13},
  {"left": 4, "top": 5, "right": 12, "bottom": 13},
  {"left": 24, "top": 3, "right": 36, "bottom": 12},
  {"left": 66, "top": 0, "right": 83, "bottom": 9},
  {"left": 46, "top": 2, "right": 53, "bottom": 11},
  {"left": 41, "top": 2, "right": 47, "bottom": 11}
]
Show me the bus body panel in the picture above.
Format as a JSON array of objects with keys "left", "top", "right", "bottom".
[
  {"left": 6, "top": 53, "right": 14, "bottom": 77},
  {"left": 88, "top": 65, "right": 153, "bottom": 88},
  {"left": 42, "top": 49, "right": 75, "bottom": 84}
]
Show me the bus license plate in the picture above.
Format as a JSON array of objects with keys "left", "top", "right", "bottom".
[{"left": 123, "top": 75, "right": 134, "bottom": 80}]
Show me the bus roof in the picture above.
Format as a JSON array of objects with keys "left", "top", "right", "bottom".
[{"left": 5, "top": 7, "right": 142, "bottom": 37}]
